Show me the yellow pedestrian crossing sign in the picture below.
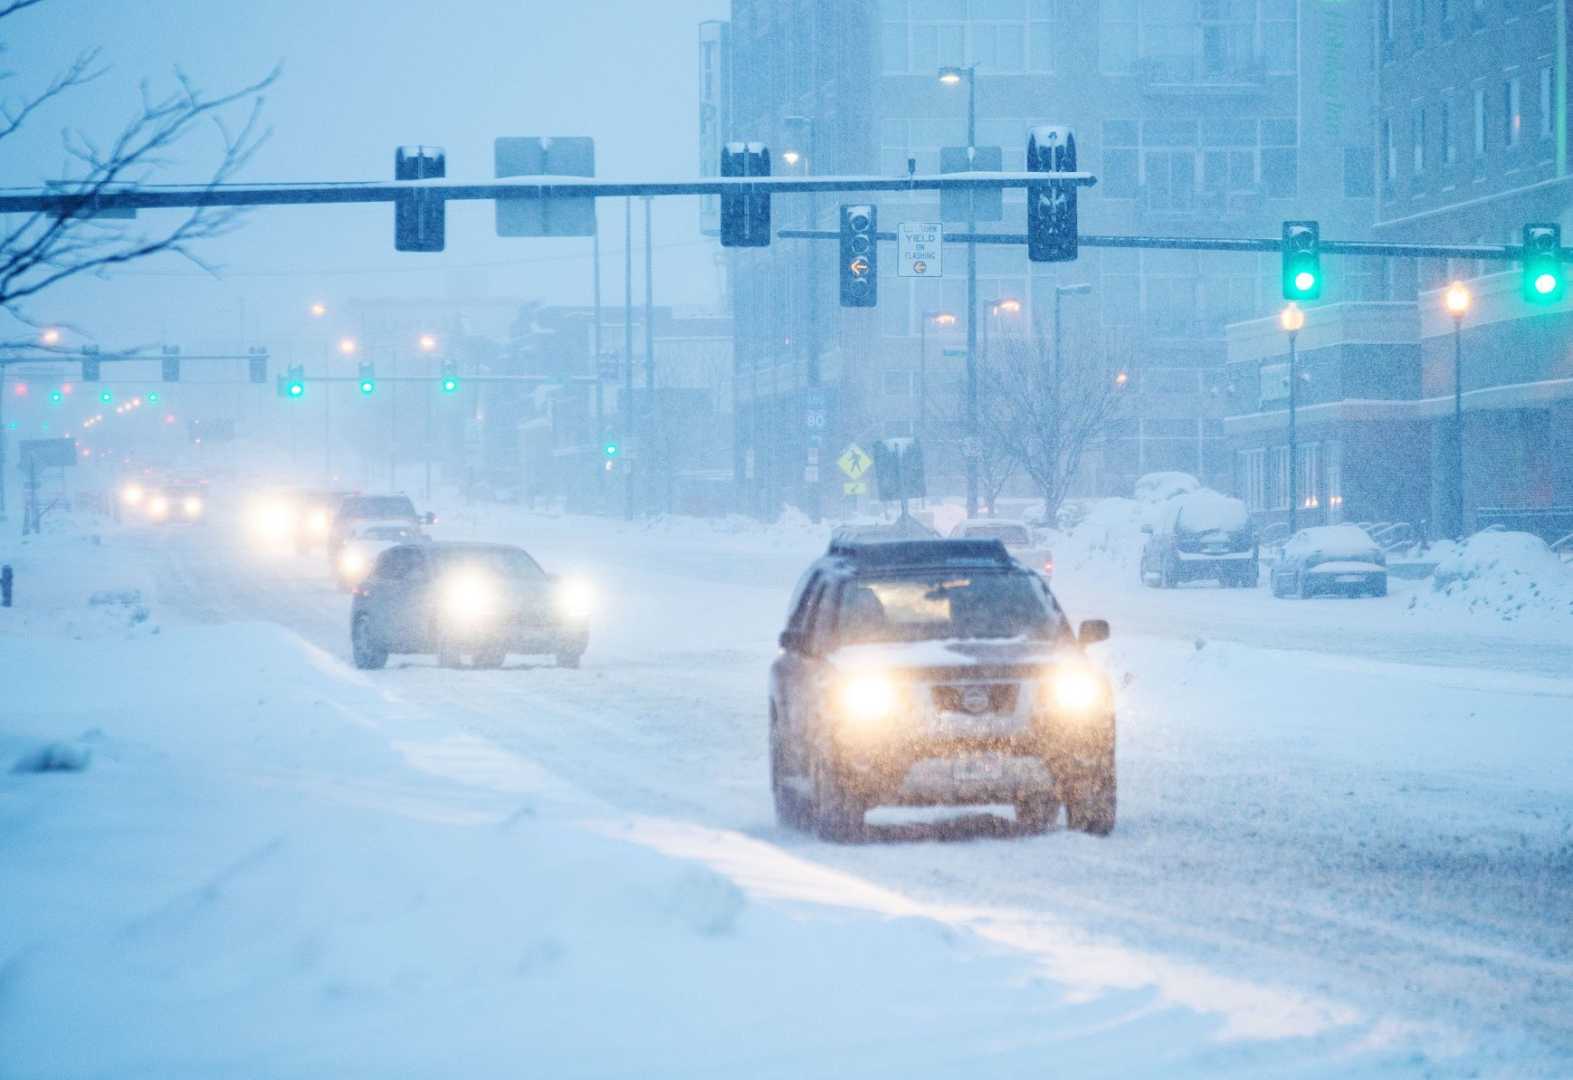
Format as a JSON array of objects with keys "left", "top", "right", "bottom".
[{"left": 837, "top": 443, "right": 872, "bottom": 480}]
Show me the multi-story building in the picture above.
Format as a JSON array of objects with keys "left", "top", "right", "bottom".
[
  {"left": 1224, "top": 0, "right": 1573, "bottom": 539},
  {"left": 714, "top": 0, "right": 1376, "bottom": 516}
]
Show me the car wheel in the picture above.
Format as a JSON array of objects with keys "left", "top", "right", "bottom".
[
  {"left": 556, "top": 651, "right": 582, "bottom": 669},
  {"left": 1063, "top": 760, "right": 1116, "bottom": 836},
  {"left": 770, "top": 706, "right": 810, "bottom": 830},
  {"left": 472, "top": 647, "right": 505, "bottom": 669},
  {"left": 811, "top": 748, "right": 866, "bottom": 843},
  {"left": 351, "top": 615, "right": 388, "bottom": 671},
  {"left": 1015, "top": 795, "right": 1060, "bottom": 834}
]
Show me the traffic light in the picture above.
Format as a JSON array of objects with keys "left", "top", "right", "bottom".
[
  {"left": 278, "top": 365, "right": 306, "bottom": 399},
  {"left": 439, "top": 361, "right": 459, "bottom": 394},
  {"left": 839, "top": 204, "right": 877, "bottom": 308},
  {"left": 161, "top": 345, "right": 181, "bottom": 382},
  {"left": 81, "top": 345, "right": 100, "bottom": 382},
  {"left": 1026, "top": 126, "right": 1078, "bottom": 263},
  {"left": 147, "top": 391, "right": 161, "bottom": 405},
  {"left": 720, "top": 142, "right": 771, "bottom": 248},
  {"left": 1281, "top": 221, "right": 1322, "bottom": 300},
  {"left": 1521, "top": 223, "right": 1564, "bottom": 303},
  {"left": 99, "top": 389, "right": 113, "bottom": 404},
  {"left": 48, "top": 389, "right": 63, "bottom": 405},
  {"left": 248, "top": 346, "right": 268, "bottom": 384},
  {"left": 603, "top": 439, "right": 619, "bottom": 458},
  {"left": 394, "top": 145, "right": 446, "bottom": 252},
  {"left": 358, "top": 362, "right": 376, "bottom": 395}
]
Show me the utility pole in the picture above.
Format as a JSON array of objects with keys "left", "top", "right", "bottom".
[
  {"left": 623, "top": 196, "right": 635, "bottom": 522},
  {"left": 1280, "top": 303, "right": 1305, "bottom": 534},
  {"left": 643, "top": 196, "right": 659, "bottom": 515},
  {"left": 592, "top": 213, "right": 605, "bottom": 508}
]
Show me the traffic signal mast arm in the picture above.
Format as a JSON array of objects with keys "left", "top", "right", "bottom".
[{"left": 0, "top": 172, "right": 1097, "bottom": 214}]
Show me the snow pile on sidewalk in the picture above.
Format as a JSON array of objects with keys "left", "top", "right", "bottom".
[
  {"left": 1411, "top": 530, "right": 1573, "bottom": 625},
  {"left": 0, "top": 525, "right": 159, "bottom": 641}
]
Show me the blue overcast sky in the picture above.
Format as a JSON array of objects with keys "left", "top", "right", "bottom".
[{"left": 2, "top": 0, "right": 728, "bottom": 346}]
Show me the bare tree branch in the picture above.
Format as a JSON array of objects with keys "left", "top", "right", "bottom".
[{"left": 0, "top": 1, "right": 277, "bottom": 321}]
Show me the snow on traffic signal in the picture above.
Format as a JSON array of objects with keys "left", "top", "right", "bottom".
[
  {"left": 840, "top": 204, "right": 877, "bottom": 308},
  {"left": 279, "top": 364, "right": 306, "bottom": 399},
  {"left": 358, "top": 362, "right": 376, "bottom": 395},
  {"left": 1026, "top": 126, "right": 1078, "bottom": 263},
  {"left": 719, "top": 143, "right": 771, "bottom": 248},
  {"left": 160, "top": 345, "right": 181, "bottom": 382},
  {"left": 1281, "top": 221, "right": 1321, "bottom": 300},
  {"left": 395, "top": 145, "right": 446, "bottom": 253},
  {"left": 1521, "top": 223, "right": 1564, "bottom": 304},
  {"left": 439, "top": 361, "right": 459, "bottom": 394}
]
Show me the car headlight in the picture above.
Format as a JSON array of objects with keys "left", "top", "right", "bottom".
[
  {"left": 554, "top": 577, "right": 595, "bottom": 620},
  {"left": 836, "top": 673, "right": 900, "bottom": 730},
  {"left": 339, "top": 550, "right": 368, "bottom": 578},
  {"left": 1047, "top": 664, "right": 1108, "bottom": 714},
  {"left": 308, "top": 510, "right": 330, "bottom": 534},
  {"left": 147, "top": 495, "right": 169, "bottom": 519},
  {"left": 182, "top": 496, "right": 202, "bottom": 517},
  {"left": 441, "top": 572, "right": 496, "bottom": 624},
  {"left": 121, "top": 483, "right": 144, "bottom": 506}
]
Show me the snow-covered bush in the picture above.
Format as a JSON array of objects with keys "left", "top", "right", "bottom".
[{"left": 1416, "top": 530, "right": 1573, "bottom": 624}]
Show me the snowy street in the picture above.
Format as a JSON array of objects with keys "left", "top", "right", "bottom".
[{"left": 5, "top": 508, "right": 1571, "bottom": 1077}]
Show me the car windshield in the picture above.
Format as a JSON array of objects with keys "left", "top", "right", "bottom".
[
  {"left": 432, "top": 547, "right": 545, "bottom": 581},
  {"left": 837, "top": 571, "right": 1061, "bottom": 643},
  {"left": 360, "top": 526, "right": 417, "bottom": 542},
  {"left": 342, "top": 496, "right": 416, "bottom": 519},
  {"left": 963, "top": 524, "right": 1031, "bottom": 545}
]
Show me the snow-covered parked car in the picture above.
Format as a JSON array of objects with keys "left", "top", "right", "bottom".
[
  {"left": 1270, "top": 524, "right": 1388, "bottom": 599},
  {"left": 350, "top": 542, "right": 593, "bottom": 670},
  {"left": 334, "top": 520, "right": 428, "bottom": 591},
  {"left": 1139, "top": 490, "right": 1257, "bottom": 588},
  {"left": 769, "top": 536, "right": 1115, "bottom": 842},
  {"left": 949, "top": 518, "right": 1054, "bottom": 579}
]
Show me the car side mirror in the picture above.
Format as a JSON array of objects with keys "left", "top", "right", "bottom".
[
  {"left": 779, "top": 629, "right": 807, "bottom": 653},
  {"left": 421, "top": 512, "right": 437, "bottom": 526},
  {"left": 1078, "top": 619, "right": 1110, "bottom": 646}
]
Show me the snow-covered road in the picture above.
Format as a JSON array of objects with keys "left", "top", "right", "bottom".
[{"left": 5, "top": 510, "right": 1572, "bottom": 1076}]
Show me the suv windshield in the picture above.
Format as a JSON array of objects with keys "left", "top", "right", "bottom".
[
  {"left": 341, "top": 495, "right": 416, "bottom": 520},
  {"left": 432, "top": 547, "right": 545, "bottom": 581},
  {"left": 836, "top": 571, "right": 1060, "bottom": 643}
]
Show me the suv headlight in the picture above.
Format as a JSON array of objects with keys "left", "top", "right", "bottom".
[
  {"left": 836, "top": 673, "right": 899, "bottom": 732},
  {"left": 339, "top": 549, "right": 368, "bottom": 578},
  {"left": 554, "top": 577, "right": 595, "bottom": 620},
  {"left": 182, "top": 496, "right": 203, "bottom": 517},
  {"left": 1045, "top": 663, "right": 1108, "bottom": 714},
  {"left": 441, "top": 572, "right": 496, "bottom": 625}
]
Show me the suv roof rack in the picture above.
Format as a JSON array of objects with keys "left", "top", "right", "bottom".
[{"left": 825, "top": 536, "right": 1013, "bottom": 567}]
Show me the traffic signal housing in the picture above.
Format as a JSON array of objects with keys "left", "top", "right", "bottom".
[
  {"left": 719, "top": 142, "right": 771, "bottom": 248},
  {"left": 1026, "top": 126, "right": 1078, "bottom": 263},
  {"left": 248, "top": 347, "right": 268, "bottom": 384},
  {"left": 1521, "top": 223, "right": 1564, "bottom": 303},
  {"left": 81, "top": 346, "right": 100, "bottom": 382},
  {"left": 1281, "top": 221, "right": 1322, "bottom": 300},
  {"left": 439, "top": 361, "right": 459, "bottom": 394},
  {"left": 839, "top": 204, "right": 877, "bottom": 308},
  {"left": 358, "top": 362, "right": 376, "bottom": 395},
  {"left": 279, "top": 365, "right": 306, "bottom": 399},
  {"left": 395, "top": 145, "right": 446, "bottom": 252},
  {"left": 161, "top": 345, "right": 180, "bottom": 382}
]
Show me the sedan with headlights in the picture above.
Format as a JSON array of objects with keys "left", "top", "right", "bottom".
[
  {"left": 350, "top": 541, "right": 592, "bottom": 670},
  {"left": 141, "top": 483, "right": 207, "bottom": 525},
  {"left": 769, "top": 537, "right": 1115, "bottom": 842}
]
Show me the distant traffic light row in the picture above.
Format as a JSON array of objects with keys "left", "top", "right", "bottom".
[
  {"left": 274, "top": 362, "right": 462, "bottom": 399},
  {"left": 1280, "top": 221, "right": 1565, "bottom": 303}
]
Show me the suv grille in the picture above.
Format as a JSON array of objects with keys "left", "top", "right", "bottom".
[{"left": 932, "top": 683, "right": 1019, "bottom": 714}]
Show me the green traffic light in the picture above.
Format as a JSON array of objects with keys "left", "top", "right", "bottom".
[
  {"left": 603, "top": 442, "right": 619, "bottom": 457},
  {"left": 1535, "top": 272, "right": 1558, "bottom": 295},
  {"left": 440, "top": 377, "right": 459, "bottom": 394},
  {"left": 288, "top": 382, "right": 305, "bottom": 398},
  {"left": 147, "top": 391, "right": 161, "bottom": 404},
  {"left": 99, "top": 390, "right": 113, "bottom": 404},
  {"left": 49, "top": 390, "right": 63, "bottom": 404},
  {"left": 359, "top": 379, "right": 376, "bottom": 395},
  {"left": 1293, "top": 270, "right": 1317, "bottom": 293}
]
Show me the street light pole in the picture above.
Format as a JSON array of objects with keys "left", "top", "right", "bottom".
[
  {"left": 1280, "top": 303, "right": 1305, "bottom": 534},
  {"left": 941, "top": 63, "right": 979, "bottom": 515},
  {"left": 1444, "top": 281, "right": 1472, "bottom": 540},
  {"left": 624, "top": 196, "right": 635, "bottom": 522}
]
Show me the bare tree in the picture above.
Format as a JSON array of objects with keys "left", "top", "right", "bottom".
[
  {"left": 977, "top": 325, "right": 1132, "bottom": 520},
  {"left": 0, "top": 0, "right": 275, "bottom": 336},
  {"left": 971, "top": 387, "right": 1019, "bottom": 516}
]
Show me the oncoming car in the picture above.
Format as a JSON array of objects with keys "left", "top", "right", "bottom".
[
  {"left": 331, "top": 494, "right": 432, "bottom": 558},
  {"left": 143, "top": 482, "right": 207, "bottom": 525},
  {"left": 350, "top": 542, "right": 592, "bottom": 670},
  {"left": 1270, "top": 524, "right": 1388, "bottom": 598},
  {"left": 769, "top": 537, "right": 1115, "bottom": 842},
  {"left": 949, "top": 518, "right": 1055, "bottom": 579},
  {"left": 335, "top": 521, "right": 428, "bottom": 590}
]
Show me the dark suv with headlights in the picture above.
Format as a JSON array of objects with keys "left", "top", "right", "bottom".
[
  {"left": 350, "top": 541, "right": 591, "bottom": 670},
  {"left": 768, "top": 537, "right": 1116, "bottom": 842}
]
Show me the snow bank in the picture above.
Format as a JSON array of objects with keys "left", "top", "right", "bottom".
[
  {"left": 1134, "top": 471, "right": 1200, "bottom": 503},
  {"left": 1411, "top": 530, "right": 1573, "bottom": 626}
]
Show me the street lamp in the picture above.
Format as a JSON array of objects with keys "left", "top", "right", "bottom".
[
  {"left": 338, "top": 337, "right": 357, "bottom": 356},
  {"left": 39, "top": 328, "right": 60, "bottom": 346},
  {"left": 919, "top": 310, "right": 956, "bottom": 453},
  {"left": 309, "top": 302, "right": 327, "bottom": 318},
  {"left": 418, "top": 333, "right": 437, "bottom": 352},
  {"left": 782, "top": 113, "right": 822, "bottom": 522},
  {"left": 1280, "top": 303, "right": 1306, "bottom": 534},
  {"left": 1444, "top": 281, "right": 1471, "bottom": 539},
  {"left": 939, "top": 62, "right": 981, "bottom": 515}
]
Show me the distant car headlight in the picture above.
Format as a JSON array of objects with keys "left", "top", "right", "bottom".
[
  {"left": 147, "top": 495, "right": 170, "bottom": 519},
  {"left": 339, "top": 550, "right": 368, "bottom": 579},
  {"left": 441, "top": 572, "right": 496, "bottom": 625},
  {"left": 836, "top": 673, "right": 900, "bottom": 730},
  {"left": 554, "top": 577, "right": 595, "bottom": 620},
  {"left": 250, "top": 500, "right": 293, "bottom": 539},
  {"left": 182, "top": 496, "right": 202, "bottom": 518},
  {"left": 1047, "top": 664, "right": 1107, "bottom": 714},
  {"left": 121, "top": 483, "right": 144, "bottom": 506},
  {"left": 308, "top": 510, "right": 330, "bottom": 535}
]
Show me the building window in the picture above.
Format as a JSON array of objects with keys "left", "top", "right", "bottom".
[
  {"left": 1237, "top": 447, "right": 1263, "bottom": 508},
  {"left": 882, "top": 19, "right": 909, "bottom": 74},
  {"left": 1268, "top": 446, "right": 1290, "bottom": 510},
  {"left": 1344, "top": 146, "right": 1375, "bottom": 196},
  {"left": 1103, "top": 118, "right": 1139, "bottom": 198},
  {"left": 1441, "top": 98, "right": 1457, "bottom": 163},
  {"left": 1297, "top": 443, "right": 1321, "bottom": 511},
  {"left": 882, "top": 370, "right": 914, "bottom": 397},
  {"left": 1413, "top": 105, "right": 1426, "bottom": 176},
  {"left": 1540, "top": 67, "right": 1554, "bottom": 140},
  {"left": 1028, "top": 0, "right": 1056, "bottom": 73},
  {"left": 1261, "top": 117, "right": 1298, "bottom": 198},
  {"left": 1262, "top": 0, "right": 1297, "bottom": 75},
  {"left": 1383, "top": 118, "right": 1398, "bottom": 186},
  {"left": 1505, "top": 77, "right": 1522, "bottom": 147},
  {"left": 1380, "top": 0, "right": 1395, "bottom": 59},
  {"left": 1099, "top": 0, "right": 1138, "bottom": 74},
  {"left": 1470, "top": 0, "right": 1486, "bottom": 31},
  {"left": 1439, "top": 0, "right": 1456, "bottom": 37},
  {"left": 1325, "top": 441, "right": 1344, "bottom": 522},
  {"left": 1473, "top": 87, "right": 1486, "bottom": 156},
  {"left": 1411, "top": 0, "right": 1426, "bottom": 48}
]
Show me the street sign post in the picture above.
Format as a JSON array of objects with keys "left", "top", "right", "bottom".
[
  {"left": 495, "top": 136, "right": 597, "bottom": 237},
  {"left": 898, "top": 222, "right": 943, "bottom": 278}
]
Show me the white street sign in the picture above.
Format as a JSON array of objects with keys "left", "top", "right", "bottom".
[{"left": 898, "top": 221, "right": 943, "bottom": 278}]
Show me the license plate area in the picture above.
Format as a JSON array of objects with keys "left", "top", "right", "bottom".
[
  {"left": 952, "top": 752, "right": 1006, "bottom": 782},
  {"left": 930, "top": 712, "right": 1027, "bottom": 739}
]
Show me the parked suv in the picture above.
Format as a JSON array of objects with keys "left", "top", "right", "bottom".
[
  {"left": 769, "top": 537, "right": 1115, "bottom": 842},
  {"left": 1140, "top": 491, "right": 1257, "bottom": 588}
]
